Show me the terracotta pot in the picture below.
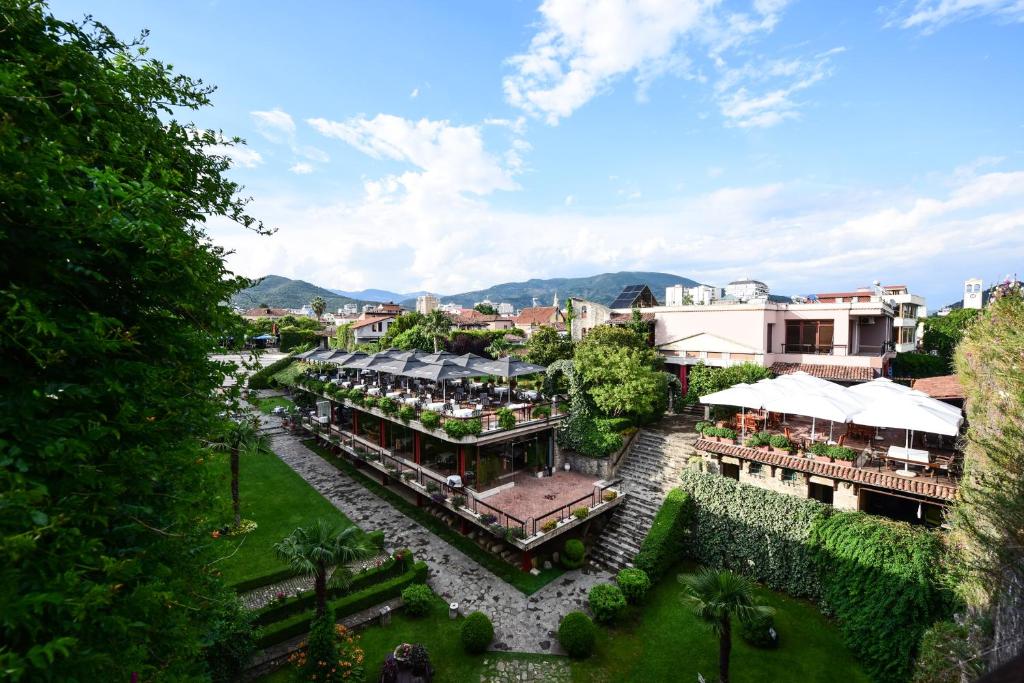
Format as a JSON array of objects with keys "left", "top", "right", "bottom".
[
  {"left": 772, "top": 447, "right": 790, "bottom": 454},
  {"left": 814, "top": 455, "right": 831, "bottom": 464},
  {"left": 833, "top": 459, "right": 852, "bottom": 468}
]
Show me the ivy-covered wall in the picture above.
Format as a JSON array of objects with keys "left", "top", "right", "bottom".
[{"left": 678, "top": 468, "right": 827, "bottom": 599}]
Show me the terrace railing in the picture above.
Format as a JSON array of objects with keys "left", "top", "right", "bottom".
[{"left": 527, "top": 480, "right": 619, "bottom": 536}]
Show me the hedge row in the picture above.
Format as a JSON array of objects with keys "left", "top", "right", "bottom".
[
  {"left": 246, "top": 353, "right": 296, "bottom": 390},
  {"left": 810, "top": 512, "right": 954, "bottom": 683},
  {"left": 633, "top": 488, "right": 693, "bottom": 581},
  {"left": 230, "top": 567, "right": 297, "bottom": 593},
  {"left": 255, "top": 561, "right": 428, "bottom": 648},
  {"left": 252, "top": 551, "right": 412, "bottom": 626},
  {"left": 678, "top": 468, "right": 827, "bottom": 598}
]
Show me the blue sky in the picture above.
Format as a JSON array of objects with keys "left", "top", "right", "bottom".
[{"left": 51, "top": 0, "right": 1024, "bottom": 306}]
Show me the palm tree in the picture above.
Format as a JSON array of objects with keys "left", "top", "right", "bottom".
[
  {"left": 310, "top": 295, "right": 326, "bottom": 322},
  {"left": 422, "top": 310, "right": 452, "bottom": 353},
  {"left": 485, "top": 336, "right": 512, "bottom": 359},
  {"left": 211, "top": 415, "right": 271, "bottom": 529},
  {"left": 274, "top": 520, "right": 371, "bottom": 617},
  {"left": 679, "top": 569, "right": 774, "bottom": 683}
]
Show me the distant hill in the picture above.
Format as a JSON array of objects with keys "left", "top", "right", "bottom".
[
  {"left": 232, "top": 275, "right": 371, "bottom": 312},
  {"left": 329, "top": 288, "right": 437, "bottom": 303},
  {"left": 400, "top": 271, "right": 701, "bottom": 310}
]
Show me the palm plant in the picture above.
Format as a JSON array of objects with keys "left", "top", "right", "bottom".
[
  {"left": 484, "top": 336, "right": 511, "bottom": 359},
  {"left": 274, "top": 520, "right": 371, "bottom": 617},
  {"left": 210, "top": 414, "right": 270, "bottom": 529},
  {"left": 310, "top": 295, "right": 326, "bottom": 322},
  {"left": 422, "top": 310, "right": 452, "bottom": 352},
  {"left": 679, "top": 569, "right": 774, "bottom": 683}
]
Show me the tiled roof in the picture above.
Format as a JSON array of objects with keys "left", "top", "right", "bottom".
[
  {"left": 771, "top": 362, "right": 877, "bottom": 382},
  {"left": 349, "top": 316, "right": 394, "bottom": 330},
  {"left": 453, "top": 310, "right": 510, "bottom": 325},
  {"left": 242, "top": 307, "right": 290, "bottom": 317},
  {"left": 514, "top": 306, "right": 559, "bottom": 326},
  {"left": 912, "top": 375, "right": 963, "bottom": 399},
  {"left": 695, "top": 439, "right": 958, "bottom": 502},
  {"left": 608, "top": 312, "right": 655, "bottom": 323}
]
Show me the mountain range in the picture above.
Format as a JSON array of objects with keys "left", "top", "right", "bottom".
[{"left": 233, "top": 271, "right": 702, "bottom": 313}]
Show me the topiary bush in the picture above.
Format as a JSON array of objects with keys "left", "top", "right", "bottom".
[
  {"left": 400, "top": 583, "right": 434, "bottom": 618},
  {"left": 460, "top": 611, "right": 494, "bottom": 654},
  {"left": 562, "top": 539, "right": 585, "bottom": 569},
  {"left": 398, "top": 405, "right": 416, "bottom": 423},
  {"left": 588, "top": 583, "right": 626, "bottom": 624},
  {"left": 247, "top": 353, "right": 297, "bottom": 390},
  {"left": 444, "top": 418, "right": 482, "bottom": 439},
  {"left": 768, "top": 434, "right": 791, "bottom": 450},
  {"left": 634, "top": 487, "right": 694, "bottom": 581},
  {"left": 419, "top": 410, "right": 440, "bottom": 429},
  {"left": 558, "top": 611, "right": 596, "bottom": 659},
  {"left": 740, "top": 613, "right": 779, "bottom": 649},
  {"left": 615, "top": 568, "right": 651, "bottom": 605}
]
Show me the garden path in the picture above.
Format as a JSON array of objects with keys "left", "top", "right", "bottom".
[
  {"left": 265, "top": 426, "right": 613, "bottom": 654},
  {"left": 239, "top": 550, "right": 392, "bottom": 610}
]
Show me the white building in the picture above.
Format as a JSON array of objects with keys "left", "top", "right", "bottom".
[
  {"left": 438, "top": 302, "right": 463, "bottom": 315},
  {"left": 666, "top": 284, "right": 723, "bottom": 306},
  {"left": 497, "top": 302, "right": 515, "bottom": 316},
  {"left": 339, "top": 303, "right": 358, "bottom": 316},
  {"left": 881, "top": 284, "right": 927, "bottom": 352},
  {"left": 416, "top": 294, "right": 439, "bottom": 315},
  {"left": 724, "top": 278, "right": 769, "bottom": 302},
  {"left": 963, "top": 278, "right": 984, "bottom": 310}
]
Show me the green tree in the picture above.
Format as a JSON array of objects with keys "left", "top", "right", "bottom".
[
  {"left": 274, "top": 521, "right": 370, "bottom": 617},
  {"left": 209, "top": 414, "right": 272, "bottom": 529},
  {"left": 627, "top": 307, "right": 650, "bottom": 340},
  {"left": 923, "top": 309, "right": 981, "bottom": 363},
  {"left": 565, "top": 298, "right": 574, "bottom": 329},
  {"left": 574, "top": 326, "right": 666, "bottom": 421},
  {"left": 680, "top": 569, "right": 774, "bottom": 683},
  {"left": 391, "top": 324, "right": 434, "bottom": 352},
  {"left": 474, "top": 302, "right": 497, "bottom": 315},
  {"left": 524, "top": 326, "right": 574, "bottom": 367},
  {"left": 422, "top": 309, "right": 453, "bottom": 353},
  {"left": 0, "top": 4, "right": 266, "bottom": 678},
  {"left": 310, "top": 295, "right": 326, "bottom": 322},
  {"left": 485, "top": 335, "right": 513, "bottom": 358},
  {"left": 685, "top": 362, "right": 773, "bottom": 405},
  {"left": 379, "top": 311, "right": 425, "bottom": 347}
]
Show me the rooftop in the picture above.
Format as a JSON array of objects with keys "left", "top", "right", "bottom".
[
  {"left": 770, "top": 362, "right": 878, "bottom": 382},
  {"left": 912, "top": 375, "right": 963, "bottom": 400}
]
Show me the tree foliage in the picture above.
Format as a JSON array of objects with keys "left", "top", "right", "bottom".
[
  {"left": 473, "top": 303, "right": 497, "bottom": 315},
  {"left": 574, "top": 326, "right": 667, "bottom": 422},
  {"left": 922, "top": 309, "right": 980, "bottom": 362},
  {"left": 684, "top": 362, "right": 773, "bottom": 405},
  {"left": 524, "top": 326, "right": 574, "bottom": 367},
  {"left": 0, "top": 4, "right": 266, "bottom": 679}
]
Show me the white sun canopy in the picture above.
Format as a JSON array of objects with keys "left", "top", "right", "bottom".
[{"left": 698, "top": 383, "right": 765, "bottom": 410}]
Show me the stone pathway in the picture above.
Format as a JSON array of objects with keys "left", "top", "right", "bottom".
[
  {"left": 266, "top": 428, "right": 613, "bottom": 654},
  {"left": 479, "top": 656, "right": 572, "bottom": 682}
]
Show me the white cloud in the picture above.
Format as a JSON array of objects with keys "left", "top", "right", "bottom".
[
  {"left": 707, "top": 166, "right": 724, "bottom": 178},
  {"left": 564, "top": 194, "right": 576, "bottom": 206},
  {"left": 307, "top": 114, "right": 521, "bottom": 198},
  {"left": 888, "top": 0, "right": 1024, "bottom": 32},
  {"left": 503, "top": 0, "right": 795, "bottom": 124},
  {"left": 289, "top": 162, "right": 314, "bottom": 175},
  {"left": 197, "top": 129, "right": 264, "bottom": 169},
  {"left": 251, "top": 108, "right": 296, "bottom": 142},
  {"left": 410, "top": 87, "right": 420, "bottom": 98},
  {"left": 209, "top": 164, "right": 1024, "bottom": 299}
]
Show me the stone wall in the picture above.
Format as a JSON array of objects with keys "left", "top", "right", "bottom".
[{"left": 553, "top": 431, "right": 636, "bottom": 480}]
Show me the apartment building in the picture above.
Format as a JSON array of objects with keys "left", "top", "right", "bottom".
[{"left": 415, "top": 294, "right": 439, "bottom": 315}]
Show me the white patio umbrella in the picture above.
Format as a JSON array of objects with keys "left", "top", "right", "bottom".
[
  {"left": 773, "top": 373, "right": 867, "bottom": 440},
  {"left": 698, "top": 383, "right": 765, "bottom": 439},
  {"left": 851, "top": 396, "right": 963, "bottom": 474}
]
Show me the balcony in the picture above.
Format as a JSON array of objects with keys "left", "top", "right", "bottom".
[
  {"left": 305, "top": 423, "right": 623, "bottom": 552},
  {"left": 781, "top": 343, "right": 847, "bottom": 355}
]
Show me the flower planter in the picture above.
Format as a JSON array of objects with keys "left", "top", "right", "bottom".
[
  {"left": 813, "top": 455, "right": 831, "bottom": 464},
  {"left": 833, "top": 459, "right": 853, "bottom": 468},
  {"left": 772, "top": 447, "right": 790, "bottom": 455}
]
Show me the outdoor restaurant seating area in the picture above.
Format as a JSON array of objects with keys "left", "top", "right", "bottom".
[
  {"left": 699, "top": 373, "right": 964, "bottom": 481},
  {"left": 296, "top": 347, "right": 559, "bottom": 431}
]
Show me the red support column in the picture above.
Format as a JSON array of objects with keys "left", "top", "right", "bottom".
[
  {"left": 353, "top": 410, "right": 359, "bottom": 435},
  {"left": 414, "top": 432, "right": 421, "bottom": 464},
  {"left": 458, "top": 445, "right": 465, "bottom": 478},
  {"left": 379, "top": 417, "right": 386, "bottom": 448},
  {"left": 520, "top": 550, "right": 533, "bottom": 571}
]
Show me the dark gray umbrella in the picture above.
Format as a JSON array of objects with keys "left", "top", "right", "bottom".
[
  {"left": 450, "top": 352, "right": 488, "bottom": 368},
  {"left": 418, "top": 351, "right": 456, "bottom": 364},
  {"left": 474, "top": 356, "right": 546, "bottom": 378},
  {"left": 294, "top": 348, "right": 320, "bottom": 360},
  {"left": 389, "top": 350, "right": 426, "bottom": 361},
  {"left": 403, "top": 360, "right": 487, "bottom": 401}
]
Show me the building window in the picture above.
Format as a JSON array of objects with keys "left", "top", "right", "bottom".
[
  {"left": 748, "top": 463, "right": 763, "bottom": 478},
  {"left": 785, "top": 320, "right": 835, "bottom": 354},
  {"left": 781, "top": 468, "right": 800, "bottom": 484}
]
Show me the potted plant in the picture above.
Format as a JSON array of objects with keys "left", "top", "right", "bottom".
[
  {"left": 408, "top": 644, "right": 432, "bottom": 677},
  {"left": 717, "top": 427, "right": 737, "bottom": 445},
  {"left": 479, "top": 513, "right": 498, "bottom": 526},
  {"left": 541, "top": 519, "right": 558, "bottom": 533},
  {"left": 769, "top": 434, "right": 792, "bottom": 454},
  {"left": 744, "top": 431, "right": 771, "bottom": 450},
  {"left": 695, "top": 420, "right": 711, "bottom": 436},
  {"left": 451, "top": 494, "right": 466, "bottom": 509},
  {"left": 602, "top": 490, "right": 618, "bottom": 503},
  {"left": 809, "top": 442, "right": 831, "bottom": 464},
  {"left": 393, "top": 642, "right": 413, "bottom": 663},
  {"left": 828, "top": 445, "right": 857, "bottom": 467}
]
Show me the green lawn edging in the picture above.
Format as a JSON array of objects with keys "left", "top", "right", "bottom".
[
  {"left": 304, "top": 440, "right": 565, "bottom": 595},
  {"left": 255, "top": 560, "right": 428, "bottom": 649}
]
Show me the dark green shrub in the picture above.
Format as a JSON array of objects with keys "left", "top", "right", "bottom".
[
  {"left": 444, "top": 418, "right": 482, "bottom": 439},
  {"left": 769, "top": 434, "right": 791, "bottom": 450},
  {"left": 532, "top": 405, "right": 551, "bottom": 419},
  {"left": 247, "top": 353, "right": 297, "bottom": 390},
  {"left": 913, "top": 621, "right": 980, "bottom": 683},
  {"left": 400, "top": 583, "right": 434, "bottom": 617},
  {"left": 558, "top": 612, "right": 596, "bottom": 659},
  {"left": 377, "top": 397, "right": 397, "bottom": 415},
  {"left": 505, "top": 527, "right": 526, "bottom": 542},
  {"left": 615, "top": 568, "right": 651, "bottom": 605},
  {"left": 362, "top": 396, "right": 378, "bottom": 409},
  {"left": 587, "top": 583, "right": 626, "bottom": 624},
  {"left": 634, "top": 488, "right": 694, "bottom": 581},
  {"left": 809, "top": 442, "right": 830, "bottom": 456},
  {"left": 562, "top": 539, "right": 585, "bottom": 569},
  {"left": 367, "top": 530, "right": 385, "bottom": 550},
  {"left": 419, "top": 410, "right": 440, "bottom": 429},
  {"left": 827, "top": 445, "right": 857, "bottom": 461},
  {"left": 745, "top": 431, "right": 772, "bottom": 447},
  {"left": 460, "top": 611, "right": 494, "bottom": 654},
  {"left": 496, "top": 407, "right": 516, "bottom": 430},
  {"left": 398, "top": 405, "right": 416, "bottom": 423},
  {"left": 695, "top": 420, "right": 712, "bottom": 435},
  {"left": 740, "top": 613, "right": 779, "bottom": 649},
  {"left": 809, "top": 512, "right": 954, "bottom": 683},
  {"left": 594, "top": 416, "right": 632, "bottom": 433}
]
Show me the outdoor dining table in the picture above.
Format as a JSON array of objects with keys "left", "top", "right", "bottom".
[
  {"left": 522, "top": 390, "right": 539, "bottom": 400},
  {"left": 385, "top": 390, "right": 403, "bottom": 399},
  {"left": 886, "top": 445, "right": 930, "bottom": 477},
  {"left": 366, "top": 387, "right": 381, "bottom": 396},
  {"left": 400, "top": 397, "right": 419, "bottom": 407},
  {"left": 425, "top": 401, "right": 446, "bottom": 411},
  {"left": 450, "top": 408, "right": 476, "bottom": 418},
  {"left": 493, "top": 387, "right": 509, "bottom": 395},
  {"left": 506, "top": 402, "right": 529, "bottom": 410}
]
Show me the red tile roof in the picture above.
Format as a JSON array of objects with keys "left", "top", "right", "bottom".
[
  {"left": 349, "top": 316, "right": 394, "bottom": 330},
  {"left": 695, "top": 439, "right": 958, "bottom": 502},
  {"left": 912, "top": 375, "right": 963, "bottom": 399},
  {"left": 771, "top": 362, "right": 877, "bottom": 382},
  {"left": 514, "top": 306, "right": 560, "bottom": 327}
]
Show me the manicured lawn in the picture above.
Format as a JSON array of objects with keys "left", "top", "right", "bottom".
[
  {"left": 211, "top": 448, "right": 358, "bottom": 587},
  {"left": 306, "top": 440, "right": 565, "bottom": 595},
  {"left": 251, "top": 395, "right": 294, "bottom": 414},
  {"left": 568, "top": 563, "right": 870, "bottom": 683}
]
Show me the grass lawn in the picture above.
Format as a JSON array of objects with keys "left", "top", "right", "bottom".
[
  {"left": 251, "top": 395, "right": 294, "bottom": 414},
  {"left": 305, "top": 440, "right": 565, "bottom": 595},
  {"left": 568, "top": 563, "right": 870, "bottom": 683},
  {"left": 211, "top": 448, "right": 358, "bottom": 587}
]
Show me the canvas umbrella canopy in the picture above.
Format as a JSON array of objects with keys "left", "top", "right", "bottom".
[
  {"left": 772, "top": 373, "right": 867, "bottom": 439},
  {"left": 450, "top": 352, "right": 488, "bottom": 368},
  {"left": 388, "top": 350, "right": 425, "bottom": 361},
  {"left": 373, "top": 358, "right": 427, "bottom": 390},
  {"left": 848, "top": 378, "right": 961, "bottom": 416},
  {"left": 851, "top": 395, "right": 963, "bottom": 474},
  {"left": 417, "top": 351, "right": 456, "bottom": 364},
  {"left": 403, "top": 360, "right": 487, "bottom": 401},
  {"left": 474, "top": 356, "right": 548, "bottom": 404},
  {"left": 294, "top": 348, "right": 320, "bottom": 360},
  {"left": 698, "top": 383, "right": 765, "bottom": 439}
]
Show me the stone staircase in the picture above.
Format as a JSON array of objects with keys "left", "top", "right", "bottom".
[{"left": 589, "top": 415, "right": 699, "bottom": 572}]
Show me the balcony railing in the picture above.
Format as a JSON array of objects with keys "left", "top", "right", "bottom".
[{"left": 781, "top": 343, "right": 847, "bottom": 355}]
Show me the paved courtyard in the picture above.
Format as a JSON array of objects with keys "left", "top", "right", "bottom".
[
  {"left": 483, "top": 470, "right": 599, "bottom": 527},
  {"left": 266, "top": 427, "right": 613, "bottom": 654}
]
